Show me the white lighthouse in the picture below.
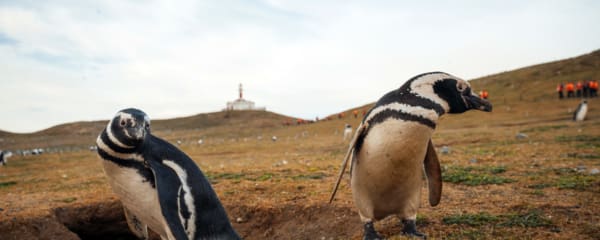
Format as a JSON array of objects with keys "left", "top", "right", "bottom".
[{"left": 225, "top": 84, "right": 266, "bottom": 111}]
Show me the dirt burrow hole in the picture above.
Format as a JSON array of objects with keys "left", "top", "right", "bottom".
[{"left": 47, "top": 200, "right": 361, "bottom": 240}]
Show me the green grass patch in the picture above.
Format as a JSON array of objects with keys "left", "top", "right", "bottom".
[
  {"left": 443, "top": 212, "right": 499, "bottom": 226},
  {"left": 556, "top": 175, "right": 597, "bottom": 191},
  {"left": 527, "top": 183, "right": 552, "bottom": 189},
  {"left": 522, "top": 124, "right": 567, "bottom": 133},
  {"left": 499, "top": 209, "right": 552, "bottom": 228},
  {"left": 444, "top": 210, "right": 554, "bottom": 229},
  {"left": 0, "top": 181, "right": 17, "bottom": 188},
  {"left": 255, "top": 173, "right": 273, "bottom": 181},
  {"left": 291, "top": 172, "right": 326, "bottom": 180},
  {"left": 488, "top": 166, "right": 507, "bottom": 174},
  {"left": 555, "top": 135, "right": 600, "bottom": 143},
  {"left": 442, "top": 166, "right": 515, "bottom": 186}
]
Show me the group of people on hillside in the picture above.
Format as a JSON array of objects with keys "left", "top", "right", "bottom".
[{"left": 557, "top": 80, "right": 598, "bottom": 99}]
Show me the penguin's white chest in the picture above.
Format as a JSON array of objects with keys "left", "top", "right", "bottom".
[
  {"left": 102, "top": 161, "right": 167, "bottom": 237},
  {"left": 575, "top": 104, "right": 588, "bottom": 121},
  {"left": 351, "top": 120, "right": 434, "bottom": 219}
]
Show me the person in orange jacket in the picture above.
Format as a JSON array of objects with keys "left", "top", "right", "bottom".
[
  {"left": 576, "top": 81, "right": 583, "bottom": 98},
  {"left": 566, "top": 82, "right": 575, "bottom": 98},
  {"left": 556, "top": 83, "right": 564, "bottom": 99},
  {"left": 590, "top": 80, "right": 599, "bottom": 97}
]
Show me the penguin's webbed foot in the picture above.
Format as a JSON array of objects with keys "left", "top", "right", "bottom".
[
  {"left": 401, "top": 219, "right": 426, "bottom": 239},
  {"left": 363, "top": 222, "right": 383, "bottom": 240}
]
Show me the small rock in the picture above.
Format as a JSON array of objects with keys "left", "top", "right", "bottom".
[
  {"left": 282, "top": 160, "right": 288, "bottom": 165},
  {"left": 576, "top": 165, "right": 586, "bottom": 173},
  {"left": 62, "top": 174, "right": 68, "bottom": 178},
  {"left": 236, "top": 217, "right": 244, "bottom": 223},
  {"left": 470, "top": 158, "right": 478, "bottom": 164},
  {"left": 516, "top": 133, "right": 528, "bottom": 139},
  {"left": 590, "top": 168, "right": 600, "bottom": 175},
  {"left": 440, "top": 146, "right": 450, "bottom": 154}
]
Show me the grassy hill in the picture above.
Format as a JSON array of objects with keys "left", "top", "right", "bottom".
[
  {"left": 471, "top": 49, "right": 600, "bottom": 103},
  {"left": 0, "top": 110, "right": 294, "bottom": 151}
]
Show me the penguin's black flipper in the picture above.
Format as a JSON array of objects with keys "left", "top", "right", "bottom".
[
  {"left": 147, "top": 160, "right": 189, "bottom": 240},
  {"left": 424, "top": 139, "right": 442, "bottom": 206},
  {"left": 329, "top": 122, "right": 368, "bottom": 203}
]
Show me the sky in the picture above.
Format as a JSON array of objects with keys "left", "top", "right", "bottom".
[{"left": 1, "top": 0, "right": 599, "bottom": 133}]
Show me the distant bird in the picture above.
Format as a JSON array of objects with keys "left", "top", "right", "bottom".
[
  {"left": 343, "top": 124, "right": 353, "bottom": 141},
  {"left": 573, "top": 100, "right": 588, "bottom": 121},
  {"left": 330, "top": 72, "right": 493, "bottom": 239},
  {"left": 96, "top": 108, "right": 240, "bottom": 240},
  {"left": 271, "top": 136, "right": 278, "bottom": 142}
]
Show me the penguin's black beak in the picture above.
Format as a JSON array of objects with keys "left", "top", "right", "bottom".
[{"left": 465, "top": 94, "right": 492, "bottom": 112}]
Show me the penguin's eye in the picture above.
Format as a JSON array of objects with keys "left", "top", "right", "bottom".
[
  {"left": 457, "top": 83, "right": 467, "bottom": 92},
  {"left": 119, "top": 119, "right": 127, "bottom": 127}
]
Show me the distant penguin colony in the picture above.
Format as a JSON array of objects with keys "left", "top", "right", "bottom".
[
  {"left": 573, "top": 100, "right": 588, "bottom": 121},
  {"left": 96, "top": 108, "right": 240, "bottom": 240},
  {"left": 330, "top": 72, "right": 493, "bottom": 239}
]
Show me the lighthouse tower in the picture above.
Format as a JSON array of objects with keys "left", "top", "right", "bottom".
[{"left": 225, "top": 84, "right": 266, "bottom": 111}]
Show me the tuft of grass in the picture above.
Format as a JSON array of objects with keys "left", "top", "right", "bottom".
[
  {"left": 444, "top": 210, "right": 554, "bottom": 229},
  {"left": 443, "top": 212, "right": 499, "bottom": 226},
  {"left": 499, "top": 209, "right": 553, "bottom": 228},
  {"left": 291, "top": 172, "right": 326, "bottom": 180},
  {"left": 555, "top": 135, "right": 600, "bottom": 143},
  {"left": 0, "top": 181, "right": 17, "bottom": 188},
  {"left": 556, "top": 175, "right": 597, "bottom": 191},
  {"left": 527, "top": 183, "right": 552, "bottom": 189},
  {"left": 442, "top": 166, "right": 515, "bottom": 186},
  {"left": 522, "top": 124, "right": 567, "bottom": 133},
  {"left": 255, "top": 173, "right": 273, "bottom": 181},
  {"left": 488, "top": 166, "right": 507, "bottom": 174}
]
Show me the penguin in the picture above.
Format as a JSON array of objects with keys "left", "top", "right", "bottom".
[
  {"left": 330, "top": 72, "right": 492, "bottom": 239},
  {"left": 96, "top": 108, "right": 241, "bottom": 240},
  {"left": 573, "top": 100, "right": 588, "bottom": 121}
]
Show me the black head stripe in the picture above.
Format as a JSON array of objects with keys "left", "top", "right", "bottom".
[
  {"left": 97, "top": 148, "right": 155, "bottom": 188},
  {"left": 100, "top": 130, "right": 137, "bottom": 154},
  {"left": 366, "top": 108, "right": 436, "bottom": 129}
]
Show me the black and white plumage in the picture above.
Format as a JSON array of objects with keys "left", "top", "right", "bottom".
[
  {"left": 0, "top": 150, "right": 11, "bottom": 166},
  {"left": 96, "top": 108, "right": 240, "bottom": 240},
  {"left": 330, "top": 72, "right": 492, "bottom": 239},
  {"left": 573, "top": 100, "right": 588, "bottom": 121}
]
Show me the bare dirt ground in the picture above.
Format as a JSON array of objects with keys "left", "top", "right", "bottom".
[{"left": 0, "top": 96, "right": 599, "bottom": 240}]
